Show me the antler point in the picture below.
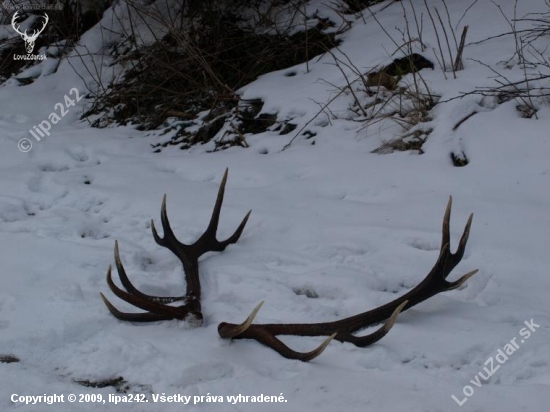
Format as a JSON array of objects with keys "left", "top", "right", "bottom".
[
  {"left": 299, "top": 333, "right": 336, "bottom": 362},
  {"left": 457, "top": 269, "right": 479, "bottom": 288},
  {"left": 114, "top": 241, "right": 121, "bottom": 260}
]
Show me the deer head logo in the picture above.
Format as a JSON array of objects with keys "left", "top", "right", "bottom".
[{"left": 11, "top": 11, "right": 49, "bottom": 54}]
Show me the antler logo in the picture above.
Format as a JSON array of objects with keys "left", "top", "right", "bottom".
[{"left": 11, "top": 11, "right": 49, "bottom": 54}]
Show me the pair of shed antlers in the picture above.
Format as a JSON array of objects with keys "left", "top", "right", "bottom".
[{"left": 101, "top": 169, "right": 477, "bottom": 361}]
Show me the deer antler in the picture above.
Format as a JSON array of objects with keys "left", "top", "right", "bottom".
[
  {"left": 100, "top": 169, "right": 251, "bottom": 325},
  {"left": 218, "top": 197, "right": 477, "bottom": 361},
  {"left": 11, "top": 12, "right": 49, "bottom": 41},
  {"left": 31, "top": 13, "right": 49, "bottom": 40},
  {"left": 11, "top": 11, "right": 26, "bottom": 38}
]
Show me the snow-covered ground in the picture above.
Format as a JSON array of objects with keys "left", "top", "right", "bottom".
[{"left": 1, "top": 0, "right": 549, "bottom": 410}]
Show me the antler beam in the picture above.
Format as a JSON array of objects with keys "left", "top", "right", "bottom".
[
  {"left": 100, "top": 168, "right": 251, "bottom": 325},
  {"left": 218, "top": 197, "right": 477, "bottom": 361}
]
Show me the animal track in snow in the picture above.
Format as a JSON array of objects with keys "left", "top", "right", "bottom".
[
  {"left": 407, "top": 237, "right": 439, "bottom": 251},
  {"left": 37, "top": 163, "right": 71, "bottom": 173},
  {"left": 36, "top": 147, "right": 101, "bottom": 174},
  {"left": 0, "top": 197, "right": 29, "bottom": 223},
  {"left": 65, "top": 146, "right": 101, "bottom": 166},
  {"left": 0, "top": 113, "right": 29, "bottom": 124}
]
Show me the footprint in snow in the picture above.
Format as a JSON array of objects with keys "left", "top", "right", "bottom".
[
  {"left": 407, "top": 237, "right": 439, "bottom": 251},
  {"left": 65, "top": 146, "right": 101, "bottom": 166},
  {"left": 0, "top": 113, "right": 29, "bottom": 124}
]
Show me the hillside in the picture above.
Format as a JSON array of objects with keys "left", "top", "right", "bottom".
[{"left": 0, "top": 1, "right": 549, "bottom": 411}]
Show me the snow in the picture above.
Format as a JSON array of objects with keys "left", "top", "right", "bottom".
[{"left": 1, "top": 0, "right": 549, "bottom": 410}]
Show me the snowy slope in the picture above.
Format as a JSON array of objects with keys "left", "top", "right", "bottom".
[{"left": 1, "top": 0, "right": 549, "bottom": 411}]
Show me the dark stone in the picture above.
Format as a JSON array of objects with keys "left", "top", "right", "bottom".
[
  {"left": 382, "top": 53, "right": 435, "bottom": 76},
  {"left": 0, "top": 355, "right": 20, "bottom": 363},
  {"left": 450, "top": 151, "right": 469, "bottom": 167}
]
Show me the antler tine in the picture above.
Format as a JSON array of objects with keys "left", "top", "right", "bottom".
[
  {"left": 453, "top": 213, "right": 473, "bottom": 258},
  {"left": 113, "top": 241, "right": 186, "bottom": 304},
  {"left": 100, "top": 293, "right": 175, "bottom": 322},
  {"left": 104, "top": 265, "right": 187, "bottom": 319},
  {"left": 343, "top": 300, "right": 407, "bottom": 347},
  {"left": 206, "top": 168, "right": 229, "bottom": 236},
  {"left": 252, "top": 331, "right": 336, "bottom": 362},
  {"left": 218, "top": 301, "right": 265, "bottom": 339},
  {"left": 113, "top": 240, "right": 141, "bottom": 296},
  {"left": 441, "top": 196, "right": 452, "bottom": 253},
  {"left": 218, "top": 209, "right": 252, "bottom": 246},
  {"left": 194, "top": 168, "right": 252, "bottom": 255},
  {"left": 219, "top": 302, "right": 336, "bottom": 361},
  {"left": 440, "top": 197, "right": 474, "bottom": 274},
  {"left": 208, "top": 172, "right": 251, "bottom": 247},
  {"left": 446, "top": 269, "right": 478, "bottom": 290},
  {"left": 151, "top": 195, "right": 183, "bottom": 250}
]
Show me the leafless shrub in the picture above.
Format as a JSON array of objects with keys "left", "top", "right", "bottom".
[
  {"left": 316, "top": 3, "right": 441, "bottom": 154},
  {"left": 420, "top": 0, "right": 473, "bottom": 78},
  {"left": 456, "top": 0, "right": 550, "bottom": 119},
  {"left": 77, "top": 0, "right": 341, "bottom": 150}
]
